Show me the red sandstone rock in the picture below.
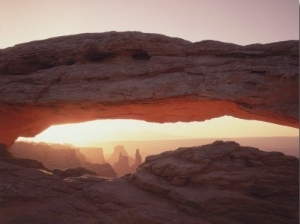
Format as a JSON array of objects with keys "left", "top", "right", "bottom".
[
  {"left": 0, "top": 32, "right": 298, "bottom": 147},
  {"left": 130, "top": 141, "right": 299, "bottom": 223},
  {"left": 0, "top": 141, "right": 298, "bottom": 223}
]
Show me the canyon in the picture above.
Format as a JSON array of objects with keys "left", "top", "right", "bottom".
[
  {"left": 0, "top": 32, "right": 298, "bottom": 147},
  {"left": 10, "top": 142, "right": 143, "bottom": 177}
]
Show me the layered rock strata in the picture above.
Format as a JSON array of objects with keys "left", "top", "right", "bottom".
[
  {"left": 0, "top": 141, "right": 298, "bottom": 223},
  {"left": 0, "top": 32, "right": 298, "bottom": 147},
  {"left": 9, "top": 141, "right": 116, "bottom": 178}
]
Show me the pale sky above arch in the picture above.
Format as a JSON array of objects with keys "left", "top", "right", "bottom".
[
  {"left": 0, "top": 0, "right": 298, "bottom": 48},
  {"left": 1, "top": 0, "right": 298, "bottom": 142}
]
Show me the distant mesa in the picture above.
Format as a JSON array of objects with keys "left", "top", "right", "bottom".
[
  {"left": 107, "top": 145, "right": 135, "bottom": 166},
  {"left": 113, "top": 152, "right": 131, "bottom": 176},
  {"left": 79, "top": 146, "right": 106, "bottom": 164},
  {"left": 1, "top": 143, "right": 47, "bottom": 170},
  {"left": 10, "top": 141, "right": 84, "bottom": 169},
  {"left": 9, "top": 141, "right": 145, "bottom": 178},
  {"left": 110, "top": 146, "right": 143, "bottom": 176},
  {"left": 132, "top": 148, "right": 142, "bottom": 171},
  {"left": 10, "top": 141, "right": 116, "bottom": 178}
]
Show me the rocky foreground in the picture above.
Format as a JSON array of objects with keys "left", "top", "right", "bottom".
[{"left": 0, "top": 141, "right": 298, "bottom": 224}]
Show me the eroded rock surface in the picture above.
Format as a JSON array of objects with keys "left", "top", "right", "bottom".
[
  {"left": 0, "top": 32, "right": 298, "bottom": 147},
  {"left": 0, "top": 141, "right": 298, "bottom": 223},
  {"left": 130, "top": 141, "right": 299, "bottom": 223}
]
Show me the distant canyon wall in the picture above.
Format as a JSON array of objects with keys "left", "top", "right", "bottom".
[
  {"left": 10, "top": 141, "right": 116, "bottom": 178},
  {"left": 0, "top": 32, "right": 298, "bottom": 147}
]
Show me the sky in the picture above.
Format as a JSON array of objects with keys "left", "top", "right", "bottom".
[
  {"left": 18, "top": 116, "right": 299, "bottom": 146},
  {"left": 1, "top": 0, "right": 299, "bottom": 144},
  {"left": 0, "top": 0, "right": 299, "bottom": 48}
]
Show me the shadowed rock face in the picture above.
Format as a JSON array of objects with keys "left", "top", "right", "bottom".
[
  {"left": 0, "top": 32, "right": 298, "bottom": 147},
  {"left": 0, "top": 141, "right": 298, "bottom": 223}
]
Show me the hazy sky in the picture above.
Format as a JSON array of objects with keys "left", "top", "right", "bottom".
[
  {"left": 18, "top": 117, "right": 299, "bottom": 146},
  {"left": 1, "top": 0, "right": 299, "bottom": 143},
  {"left": 1, "top": 0, "right": 298, "bottom": 48}
]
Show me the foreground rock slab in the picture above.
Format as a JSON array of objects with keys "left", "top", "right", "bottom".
[
  {"left": 131, "top": 141, "right": 299, "bottom": 223},
  {"left": 1, "top": 141, "right": 298, "bottom": 223},
  {"left": 0, "top": 32, "right": 298, "bottom": 146}
]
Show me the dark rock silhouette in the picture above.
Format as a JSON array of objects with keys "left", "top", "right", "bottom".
[
  {"left": 52, "top": 167, "right": 97, "bottom": 177},
  {"left": 0, "top": 33, "right": 298, "bottom": 147},
  {"left": 0, "top": 141, "right": 298, "bottom": 223}
]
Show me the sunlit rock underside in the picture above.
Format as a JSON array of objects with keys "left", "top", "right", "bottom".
[{"left": 0, "top": 32, "right": 299, "bottom": 147}]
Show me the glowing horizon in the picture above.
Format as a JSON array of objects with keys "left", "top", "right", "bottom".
[{"left": 17, "top": 116, "right": 299, "bottom": 147}]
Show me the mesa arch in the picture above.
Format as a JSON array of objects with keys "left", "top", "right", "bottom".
[{"left": 0, "top": 32, "right": 298, "bottom": 148}]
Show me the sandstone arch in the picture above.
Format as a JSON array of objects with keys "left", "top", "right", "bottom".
[{"left": 0, "top": 32, "right": 298, "bottom": 147}]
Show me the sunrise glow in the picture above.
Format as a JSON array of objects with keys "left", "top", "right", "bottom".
[{"left": 17, "top": 116, "right": 299, "bottom": 146}]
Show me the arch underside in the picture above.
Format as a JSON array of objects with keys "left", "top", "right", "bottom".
[{"left": 0, "top": 32, "right": 298, "bottom": 147}]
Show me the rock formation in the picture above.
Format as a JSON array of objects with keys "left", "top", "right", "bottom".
[
  {"left": 0, "top": 32, "right": 298, "bottom": 147},
  {"left": 78, "top": 147, "right": 106, "bottom": 163},
  {"left": 52, "top": 167, "right": 97, "bottom": 177},
  {"left": 10, "top": 141, "right": 85, "bottom": 169},
  {"left": 131, "top": 148, "right": 142, "bottom": 171},
  {"left": 9, "top": 141, "right": 116, "bottom": 178},
  {"left": 130, "top": 141, "right": 299, "bottom": 224},
  {"left": 83, "top": 162, "right": 117, "bottom": 178},
  {"left": 113, "top": 152, "right": 132, "bottom": 176},
  {"left": 107, "top": 145, "right": 135, "bottom": 166},
  {"left": 0, "top": 143, "right": 47, "bottom": 170},
  {"left": 109, "top": 147, "right": 143, "bottom": 176},
  {"left": 0, "top": 141, "right": 298, "bottom": 223}
]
